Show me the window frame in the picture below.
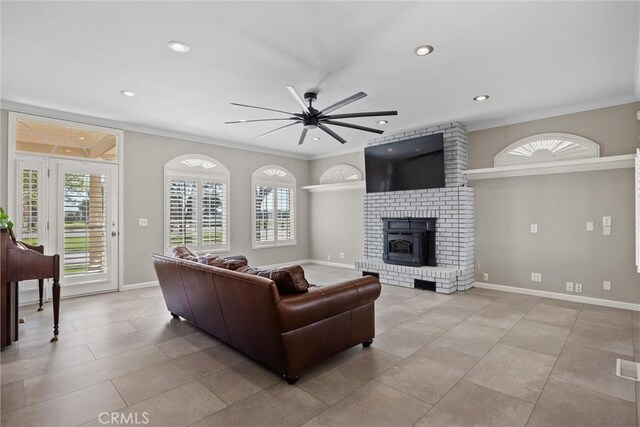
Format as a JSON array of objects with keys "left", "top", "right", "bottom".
[
  {"left": 164, "top": 154, "right": 230, "bottom": 254},
  {"left": 251, "top": 165, "right": 297, "bottom": 249}
]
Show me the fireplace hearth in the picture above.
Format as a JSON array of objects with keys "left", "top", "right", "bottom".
[{"left": 382, "top": 217, "right": 436, "bottom": 267}]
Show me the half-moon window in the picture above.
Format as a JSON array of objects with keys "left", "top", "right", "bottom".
[
  {"left": 494, "top": 133, "right": 600, "bottom": 167},
  {"left": 319, "top": 164, "right": 363, "bottom": 184}
]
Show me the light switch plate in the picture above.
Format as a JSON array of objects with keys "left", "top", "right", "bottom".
[
  {"left": 603, "top": 216, "right": 612, "bottom": 226},
  {"left": 566, "top": 281, "right": 574, "bottom": 292},
  {"left": 530, "top": 224, "right": 538, "bottom": 233},
  {"left": 138, "top": 218, "right": 148, "bottom": 227},
  {"left": 603, "top": 226, "right": 611, "bottom": 236},
  {"left": 575, "top": 283, "right": 583, "bottom": 293},
  {"left": 603, "top": 280, "right": 612, "bottom": 291},
  {"left": 586, "top": 221, "right": 594, "bottom": 231}
]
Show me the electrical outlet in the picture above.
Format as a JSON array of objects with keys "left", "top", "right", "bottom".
[
  {"left": 482, "top": 273, "right": 489, "bottom": 281},
  {"left": 138, "top": 218, "right": 148, "bottom": 227},
  {"left": 603, "top": 226, "right": 611, "bottom": 236},
  {"left": 531, "top": 273, "right": 542, "bottom": 282},
  {"left": 566, "top": 281, "right": 574, "bottom": 292},
  {"left": 530, "top": 224, "right": 538, "bottom": 233},
  {"left": 575, "top": 283, "right": 583, "bottom": 293},
  {"left": 586, "top": 221, "right": 594, "bottom": 231},
  {"left": 327, "top": 255, "right": 332, "bottom": 261},
  {"left": 603, "top": 280, "right": 612, "bottom": 291},
  {"left": 339, "top": 252, "right": 345, "bottom": 259},
  {"left": 603, "top": 216, "right": 612, "bottom": 226}
]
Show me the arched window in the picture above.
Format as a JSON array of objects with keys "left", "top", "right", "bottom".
[
  {"left": 494, "top": 133, "right": 600, "bottom": 167},
  {"left": 164, "top": 154, "right": 230, "bottom": 253},
  {"left": 252, "top": 165, "right": 296, "bottom": 248},
  {"left": 319, "top": 164, "right": 363, "bottom": 184}
]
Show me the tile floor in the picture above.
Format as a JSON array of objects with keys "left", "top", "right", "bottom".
[{"left": 1, "top": 264, "right": 639, "bottom": 426}]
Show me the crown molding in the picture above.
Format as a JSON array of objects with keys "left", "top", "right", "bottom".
[
  {"left": 0, "top": 100, "right": 311, "bottom": 160},
  {"left": 467, "top": 94, "right": 639, "bottom": 132}
]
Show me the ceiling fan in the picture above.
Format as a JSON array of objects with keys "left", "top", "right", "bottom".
[{"left": 225, "top": 86, "right": 398, "bottom": 145}]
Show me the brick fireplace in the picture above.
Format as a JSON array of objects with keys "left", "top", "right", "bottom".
[{"left": 355, "top": 122, "right": 475, "bottom": 294}]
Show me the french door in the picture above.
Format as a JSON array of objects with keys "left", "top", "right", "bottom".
[{"left": 13, "top": 156, "right": 119, "bottom": 300}]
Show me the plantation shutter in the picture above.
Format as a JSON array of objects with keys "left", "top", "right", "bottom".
[
  {"left": 202, "top": 181, "right": 226, "bottom": 246},
  {"left": 636, "top": 148, "right": 639, "bottom": 273},
  {"left": 169, "top": 178, "right": 198, "bottom": 247},
  {"left": 18, "top": 166, "right": 40, "bottom": 245},
  {"left": 255, "top": 186, "right": 274, "bottom": 242},
  {"left": 277, "top": 187, "right": 294, "bottom": 241}
]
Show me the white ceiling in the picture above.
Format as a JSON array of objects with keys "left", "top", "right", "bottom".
[{"left": 2, "top": 1, "right": 638, "bottom": 159}]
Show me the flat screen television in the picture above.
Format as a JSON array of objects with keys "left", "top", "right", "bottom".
[{"left": 365, "top": 133, "right": 445, "bottom": 193}]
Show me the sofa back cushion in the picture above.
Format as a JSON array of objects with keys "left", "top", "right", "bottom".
[
  {"left": 171, "top": 245, "right": 197, "bottom": 262},
  {"left": 238, "top": 265, "right": 309, "bottom": 294},
  {"left": 197, "top": 254, "right": 248, "bottom": 271}
]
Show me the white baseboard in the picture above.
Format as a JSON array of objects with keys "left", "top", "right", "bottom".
[
  {"left": 307, "top": 259, "right": 355, "bottom": 269},
  {"left": 121, "top": 281, "right": 159, "bottom": 291},
  {"left": 474, "top": 281, "right": 640, "bottom": 312}
]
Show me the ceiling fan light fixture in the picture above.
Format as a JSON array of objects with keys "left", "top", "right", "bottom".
[
  {"left": 377, "top": 120, "right": 388, "bottom": 125},
  {"left": 167, "top": 41, "right": 190, "bottom": 53},
  {"left": 473, "top": 94, "right": 490, "bottom": 102},
  {"left": 414, "top": 45, "right": 434, "bottom": 56}
]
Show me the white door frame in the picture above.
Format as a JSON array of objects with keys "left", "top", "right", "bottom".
[{"left": 7, "top": 111, "right": 124, "bottom": 299}]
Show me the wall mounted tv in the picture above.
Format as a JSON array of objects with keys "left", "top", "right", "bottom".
[{"left": 365, "top": 133, "right": 445, "bottom": 193}]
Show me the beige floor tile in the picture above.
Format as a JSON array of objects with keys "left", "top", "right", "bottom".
[
  {"left": 463, "top": 343, "right": 556, "bottom": 403},
  {"left": 1, "top": 381, "right": 25, "bottom": 414},
  {"left": 193, "top": 382, "right": 327, "bottom": 426},
  {"left": 17, "top": 321, "right": 136, "bottom": 359},
  {"left": 70, "top": 306, "right": 161, "bottom": 331},
  {"left": 297, "top": 348, "right": 401, "bottom": 405},
  {"left": 198, "top": 360, "right": 280, "bottom": 405},
  {"left": 374, "top": 304, "right": 422, "bottom": 333},
  {"left": 550, "top": 342, "right": 636, "bottom": 402},
  {"left": 112, "top": 358, "right": 204, "bottom": 405},
  {"left": 432, "top": 320, "right": 508, "bottom": 357},
  {"left": 155, "top": 331, "right": 221, "bottom": 359},
  {"left": 491, "top": 293, "right": 540, "bottom": 310},
  {"left": 1, "top": 381, "right": 125, "bottom": 427},
  {"left": 376, "top": 343, "right": 479, "bottom": 404},
  {"left": 500, "top": 319, "right": 570, "bottom": 357},
  {"left": 88, "top": 325, "right": 181, "bottom": 359},
  {"left": 1, "top": 345, "right": 95, "bottom": 385},
  {"left": 468, "top": 303, "right": 528, "bottom": 329},
  {"left": 126, "top": 312, "right": 199, "bottom": 333},
  {"left": 173, "top": 344, "right": 248, "bottom": 378},
  {"left": 523, "top": 303, "right": 579, "bottom": 328},
  {"left": 0, "top": 346, "right": 20, "bottom": 364},
  {"left": 578, "top": 305, "right": 633, "bottom": 329},
  {"left": 17, "top": 322, "right": 75, "bottom": 343},
  {"left": 415, "top": 380, "right": 534, "bottom": 427},
  {"left": 22, "top": 345, "right": 168, "bottom": 405},
  {"left": 527, "top": 379, "right": 637, "bottom": 427},
  {"left": 411, "top": 305, "right": 476, "bottom": 330},
  {"left": 440, "top": 294, "right": 495, "bottom": 311},
  {"left": 464, "top": 287, "right": 505, "bottom": 298},
  {"left": 304, "top": 380, "right": 431, "bottom": 426},
  {"left": 536, "top": 297, "right": 583, "bottom": 311},
  {"left": 372, "top": 321, "right": 444, "bottom": 358},
  {"left": 567, "top": 320, "right": 634, "bottom": 356}
]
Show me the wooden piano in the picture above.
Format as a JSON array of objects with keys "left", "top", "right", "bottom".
[{"left": 0, "top": 228, "right": 61, "bottom": 347}]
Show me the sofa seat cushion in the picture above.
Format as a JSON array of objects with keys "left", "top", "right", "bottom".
[{"left": 238, "top": 265, "right": 309, "bottom": 294}]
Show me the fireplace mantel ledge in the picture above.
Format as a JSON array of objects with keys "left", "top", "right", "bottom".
[
  {"left": 355, "top": 259, "right": 462, "bottom": 279},
  {"left": 301, "top": 181, "right": 365, "bottom": 192}
]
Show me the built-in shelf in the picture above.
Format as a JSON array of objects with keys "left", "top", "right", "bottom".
[
  {"left": 465, "top": 154, "right": 636, "bottom": 180},
  {"left": 301, "top": 180, "right": 365, "bottom": 192}
]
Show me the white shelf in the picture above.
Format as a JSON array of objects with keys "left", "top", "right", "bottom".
[
  {"left": 465, "top": 154, "right": 635, "bottom": 180},
  {"left": 301, "top": 180, "right": 365, "bottom": 192}
]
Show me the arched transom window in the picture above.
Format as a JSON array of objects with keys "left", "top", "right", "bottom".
[
  {"left": 252, "top": 165, "right": 296, "bottom": 248},
  {"left": 319, "top": 164, "right": 363, "bottom": 184},
  {"left": 164, "top": 154, "right": 230, "bottom": 253},
  {"left": 494, "top": 133, "right": 600, "bottom": 167}
]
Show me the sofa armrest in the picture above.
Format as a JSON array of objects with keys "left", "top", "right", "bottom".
[{"left": 276, "top": 275, "right": 381, "bottom": 333}]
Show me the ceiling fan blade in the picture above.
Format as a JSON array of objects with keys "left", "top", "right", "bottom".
[
  {"left": 318, "top": 123, "right": 347, "bottom": 144},
  {"left": 298, "top": 128, "right": 308, "bottom": 146},
  {"left": 286, "top": 85, "right": 310, "bottom": 114},
  {"left": 319, "top": 92, "right": 367, "bottom": 115},
  {"left": 224, "top": 118, "right": 300, "bottom": 124},
  {"left": 230, "top": 102, "right": 298, "bottom": 116},
  {"left": 323, "top": 110, "right": 398, "bottom": 120},
  {"left": 322, "top": 119, "right": 384, "bottom": 134},
  {"left": 255, "top": 122, "right": 300, "bottom": 139}
]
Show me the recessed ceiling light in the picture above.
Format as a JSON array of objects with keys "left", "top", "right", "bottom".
[
  {"left": 473, "top": 95, "right": 490, "bottom": 102},
  {"left": 387, "top": 148, "right": 394, "bottom": 152},
  {"left": 414, "top": 45, "right": 434, "bottom": 56},
  {"left": 312, "top": 137, "right": 320, "bottom": 141},
  {"left": 120, "top": 90, "right": 137, "bottom": 97},
  {"left": 167, "top": 41, "right": 190, "bottom": 53},
  {"left": 78, "top": 136, "right": 85, "bottom": 140},
  {"left": 377, "top": 120, "right": 388, "bottom": 125},
  {"left": 65, "top": 149, "right": 72, "bottom": 153}
]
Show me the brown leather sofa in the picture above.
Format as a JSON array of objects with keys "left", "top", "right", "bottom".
[{"left": 151, "top": 254, "right": 381, "bottom": 383}]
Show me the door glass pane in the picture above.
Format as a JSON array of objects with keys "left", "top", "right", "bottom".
[
  {"left": 169, "top": 179, "right": 198, "bottom": 246},
  {"left": 15, "top": 118, "right": 117, "bottom": 161},
  {"left": 276, "top": 187, "right": 294, "bottom": 241},
  {"left": 20, "top": 168, "right": 39, "bottom": 245},
  {"left": 63, "top": 173, "right": 108, "bottom": 276},
  {"left": 202, "top": 182, "right": 225, "bottom": 246},
  {"left": 255, "top": 186, "right": 274, "bottom": 242}
]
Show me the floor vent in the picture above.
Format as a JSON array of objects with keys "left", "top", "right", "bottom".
[{"left": 616, "top": 359, "right": 640, "bottom": 381}]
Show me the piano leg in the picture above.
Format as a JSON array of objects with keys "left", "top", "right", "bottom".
[
  {"left": 12, "top": 282, "right": 18, "bottom": 341},
  {"left": 50, "top": 278, "right": 60, "bottom": 342},
  {"left": 37, "top": 279, "right": 44, "bottom": 311}
]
